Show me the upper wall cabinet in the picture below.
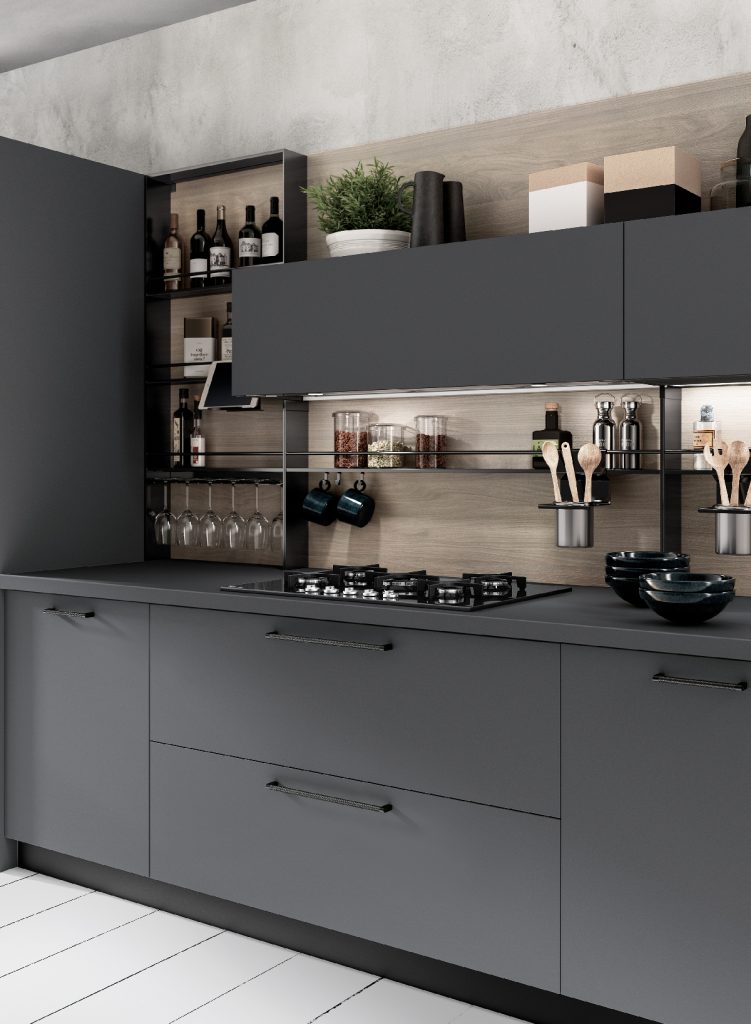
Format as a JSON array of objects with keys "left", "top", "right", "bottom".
[
  {"left": 234, "top": 224, "right": 624, "bottom": 395},
  {"left": 624, "top": 208, "right": 751, "bottom": 382},
  {"left": 0, "top": 135, "right": 144, "bottom": 572}
]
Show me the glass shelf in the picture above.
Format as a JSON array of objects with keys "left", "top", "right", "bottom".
[{"left": 146, "top": 284, "right": 232, "bottom": 302}]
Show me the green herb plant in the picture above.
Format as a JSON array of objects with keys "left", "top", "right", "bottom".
[{"left": 302, "top": 158, "right": 412, "bottom": 235}]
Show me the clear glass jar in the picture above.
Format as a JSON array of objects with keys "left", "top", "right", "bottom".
[
  {"left": 415, "top": 414, "right": 448, "bottom": 469},
  {"left": 368, "top": 423, "right": 412, "bottom": 468},
  {"left": 333, "top": 410, "right": 370, "bottom": 468},
  {"left": 710, "top": 158, "right": 751, "bottom": 210}
]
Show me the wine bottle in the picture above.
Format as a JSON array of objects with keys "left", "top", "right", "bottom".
[
  {"left": 209, "top": 204, "right": 233, "bottom": 285},
  {"left": 261, "top": 197, "right": 284, "bottom": 264},
  {"left": 191, "top": 405, "right": 206, "bottom": 468},
  {"left": 189, "top": 208, "right": 211, "bottom": 288},
  {"left": 220, "top": 302, "right": 233, "bottom": 361},
  {"left": 172, "top": 388, "right": 194, "bottom": 469},
  {"left": 163, "top": 213, "right": 182, "bottom": 291},
  {"left": 238, "top": 205, "right": 262, "bottom": 267}
]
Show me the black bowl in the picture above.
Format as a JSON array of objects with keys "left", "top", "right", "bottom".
[
  {"left": 606, "top": 551, "right": 690, "bottom": 568},
  {"left": 640, "top": 588, "right": 734, "bottom": 624},
  {"left": 606, "top": 575, "right": 647, "bottom": 607},
  {"left": 641, "top": 572, "right": 735, "bottom": 594},
  {"left": 606, "top": 566, "right": 682, "bottom": 580}
]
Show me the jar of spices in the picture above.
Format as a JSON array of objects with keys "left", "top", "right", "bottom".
[
  {"left": 333, "top": 410, "right": 370, "bottom": 468},
  {"left": 415, "top": 414, "right": 448, "bottom": 469},
  {"left": 368, "top": 424, "right": 412, "bottom": 468}
]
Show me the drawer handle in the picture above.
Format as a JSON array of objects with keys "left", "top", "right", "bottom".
[
  {"left": 43, "top": 607, "right": 95, "bottom": 620},
  {"left": 266, "top": 780, "right": 392, "bottom": 814},
  {"left": 653, "top": 672, "right": 747, "bottom": 692},
  {"left": 265, "top": 630, "right": 392, "bottom": 652}
]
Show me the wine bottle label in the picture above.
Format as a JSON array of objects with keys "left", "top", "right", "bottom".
[
  {"left": 262, "top": 232, "right": 280, "bottom": 258},
  {"left": 209, "top": 246, "right": 231, "bottom": 277},
  {"left": 163, "top": 248, "right": 181, "bottom": 273},
  {"left": 239, "top": 237, "right": 261, "bottom": 259},
  {"left": 221, "top": 336, "right": 233, "bottom": 361},
  {"left": 191, "top": 438, "right": 206, "bottom": 468},
  {"left": 693, "top": 428, "right": 716, "bottom": 449},
  {"left": 173, "top": 419, "right": 181, "bottom": 464},
  {"left": 184, "top": 336, "right": 215, "bottom": 377},
  {"left": 532, "top": 439, "right": 560, "bottom": 454},
  {"left": 189, "top": 257, "right": 208, "bottom": 278}
]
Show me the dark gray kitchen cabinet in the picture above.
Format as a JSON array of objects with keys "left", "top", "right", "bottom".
[
  {"left": 624, "top": 207, "right": 751, "bottom": 381},
  {"left": 151, "top": 742, "right": 560, "bottom": 991},
  {"left": 5, "top": 591, "right": 149, "bottom": 875},
  {"left": 561, "top": 644, "right": 751, "bottom": 1024},
  {"left": 150, "top": 606, "right": 561, "bottom": 817},
  {"left": 234, "top": 225, "right": 624, "bottom": 394},
  {"left": 0, "top": 135, "right": 144, "bottom": 572}
]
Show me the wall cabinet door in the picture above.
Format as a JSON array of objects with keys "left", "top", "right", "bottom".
[
  {"left": 5, "top": 591, "right": 149, "bottom": 875},
  {"left": 234, "top": 225, "right": 624, "bottom": 394},
  {"left": 624, "top": 207, "right": 751, "bottom": 381},
  {"left": 0, "top": 135, "right": 144, "bottom": 572},
  {"left": 561, "top": 645, "right": 751, "bottom": 1024}
]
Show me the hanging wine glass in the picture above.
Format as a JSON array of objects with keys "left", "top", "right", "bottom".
[
  {"left": 199, "top": 481, "right": 223, "bottom": 548},
  {"left": 247, "top": 481, "right": 271, "bottom": 552},
  {"left": 222, "top": 481, "right": 246, "bottom": 550},
  {"left": 154, "top": 481, "right": 177, "bottom": 546},
  {"left": 270, "top": 484, "right": 284, "bottom": 553},
  {"left": 176, "top": 481, "right": 200, "bottom": 546}
]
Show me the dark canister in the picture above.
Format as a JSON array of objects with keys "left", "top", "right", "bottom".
[
  {"left": 302, "top": 477, "right": 338, "bottom": 526},
  {"left": 442, "top": 181, "right": 466, "bottom": 242},
  {"left": 336, "top": 479, "right": 375, "bottom": 528},
  {"left": 398, "top": 170, "right": 445, "bottom": 247}
]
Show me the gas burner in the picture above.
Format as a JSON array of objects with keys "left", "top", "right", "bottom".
[
  {"left": 375, "top": 571, "right": 431, "bottom": 601},
  {"left": 362, "top": 588, "right": 380, "bottom": 601},
  {"left": 342, "top": 585, "right": 361, "bottom": 598},
  {"left": 462, "top": 572, "right": 527, "bottom": 597},
  {"left": 433, "top": 582, "right": 472, "bottom": 605},
  {"left": 322, "top": 585, "right": 340, "bottom": 598},
  {"left": 333, "top": 564, "right": 389, "bottom": 590}
]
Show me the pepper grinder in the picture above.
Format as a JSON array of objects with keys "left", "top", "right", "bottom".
[
  {"left": 593, "top": 394, "right": 618, "bottom": 469},
  {"left": 619, "top": 395, "right": 642, "bottom": 470}
]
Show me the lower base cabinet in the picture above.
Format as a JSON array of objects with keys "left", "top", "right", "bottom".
[
  {"left": 150, "top": 741, "right": 561, "bottom": 992},
  {"left": 562, "top": 645, "right": 751, "bottom": 1024}
]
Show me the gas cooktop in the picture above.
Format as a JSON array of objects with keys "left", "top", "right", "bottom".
[{"left": 221, "top": 564, "right": 571, "bottom": 611}]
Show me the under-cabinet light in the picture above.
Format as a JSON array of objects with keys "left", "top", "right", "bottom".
[{"left": 304, "top": 382, "right": 657, "bottom": 401}]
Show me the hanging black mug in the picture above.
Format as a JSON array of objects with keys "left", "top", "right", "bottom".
[
  {"left": 398, "top": 170, "right": 445, "bottom": 247},
  {"left": 302, "top": 477, "right": 338, "bottom": 526},
  {"left": 336, "top": 479, "right": 375, "bottom": 528},
  {"left": 443, "top": 181, "right": 466, "bottom": 242}
]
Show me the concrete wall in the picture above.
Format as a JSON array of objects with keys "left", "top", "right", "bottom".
[{"left": 0, "top": 0, "right": 749, "bottom": 175}]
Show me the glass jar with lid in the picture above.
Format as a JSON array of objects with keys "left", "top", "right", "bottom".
[
  {"left": 368, "top": 424, "right": 413, "bottom": 468},
  {"left": 415, "top": 414, "right": 448, "bottom": 469},
  {"left": 710, "top": 158, "right": 751, "bottom": 210},
  {"left": 333, "top": 410, "right": 370, "bottom": 468}
]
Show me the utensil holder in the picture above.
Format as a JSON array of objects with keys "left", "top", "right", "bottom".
[
  {"left": 539, "top": 501, "right": 609, "bottom": 548},
  {"left": 698, "top": 506, "right": 751, "bottom": 555}
]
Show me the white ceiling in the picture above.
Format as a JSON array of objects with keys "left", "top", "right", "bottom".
[{"left": 0, "top": 0, "right": 254, "bottom": 73}]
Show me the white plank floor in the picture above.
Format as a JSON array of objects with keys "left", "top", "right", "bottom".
[{"left": 0, "top": 868, "right": 526, "bottom": 1023}]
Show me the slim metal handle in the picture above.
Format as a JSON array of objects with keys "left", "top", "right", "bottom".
[
  {"left": 266, "top": 780, "right": 392, "bottom": 813},
  {"left": 653, "top": 672, "right": 746, "bottom": 692},
  {"left": 43, "top": 608, "right": 95, "bottom": 620},
  {"left": 265, "top": 631, "right": 392, "bottom": 652}
]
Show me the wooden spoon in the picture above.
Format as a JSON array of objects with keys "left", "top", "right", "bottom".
[
  {"left": 560, "top": 442, "right": 580, "bottom": 503},
  {"left": 728, "top": 440, "right": 749, "bottom": 507},
  {"left": 577, "top": 442, "right": 602, "bottom": 504},
  {"left": 541, "top": 442, "right": 563, "bottom": 503},
  {"left": 704, "top": 442, "right": 731, "bottom": 507}
]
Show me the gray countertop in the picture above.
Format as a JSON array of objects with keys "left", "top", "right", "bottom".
[{"left": 1, "top": 560, "right": 750, "bottom": 661}]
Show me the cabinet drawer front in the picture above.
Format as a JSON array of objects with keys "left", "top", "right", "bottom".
[
  {"left": 562, "top": 644, "right": 751, "bottom": 1024},
  {"left": 5, "top": 591, "right": 149, "bottom": 875},
  {"left": 150, "top": 742, "right": 560, "bottom": 991},
  {"left": 151, "top": 606, "right": 560, "bottom": 816}
]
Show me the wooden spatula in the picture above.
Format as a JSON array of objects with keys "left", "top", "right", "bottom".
[
  {"left": 704, "top": 442, "right": 731, "bottom": 507},
  {"left": 561, "top": 442, "right": 580, "bottom": 503},
  {"left": 728, "top": 440, "right": 749, "bottom": 507},
  {"left": 541, "top": 441, "right": 563, "bottom": 503},
  {"left": 577, "top": 442, "right": 602, "bottom": 504}
]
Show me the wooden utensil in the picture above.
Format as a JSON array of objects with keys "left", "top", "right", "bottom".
[
  {"left": 704, "top": 442, "right": 731, "bottom": 507},
  {"left": 577, "top": 442, "right": 602, "bottom": 504},
  {"left": 541, "top": 441, "right": 563, "bottom": 503},
  {"left": 560, "top": 441, "right": 580, "bottom": 503},
  {"left": 728, "top": 440, "right": 749, "bottom": 507}
]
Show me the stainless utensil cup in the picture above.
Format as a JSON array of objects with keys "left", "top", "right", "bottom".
[
  {"left": 556, "top": 504, "right": 594, "bottom": 548},
  {"left": 715, "top": 510, "right": 751, "bottom": 554}
]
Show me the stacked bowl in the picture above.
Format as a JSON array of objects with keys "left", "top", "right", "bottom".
[
  {"left": 640, "top": 572, "right": 736, "bottom": 624},
  {"left": 606, "top": 551, "right": 690, "bottom": 607}
]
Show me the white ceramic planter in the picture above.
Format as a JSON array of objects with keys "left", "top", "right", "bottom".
[{"left": 325, "top": 228, "right": 410, "bottom": 258}]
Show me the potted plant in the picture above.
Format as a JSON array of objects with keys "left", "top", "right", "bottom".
[{"left": 303, "top": 158, "right": 412, "bottom": 257}]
